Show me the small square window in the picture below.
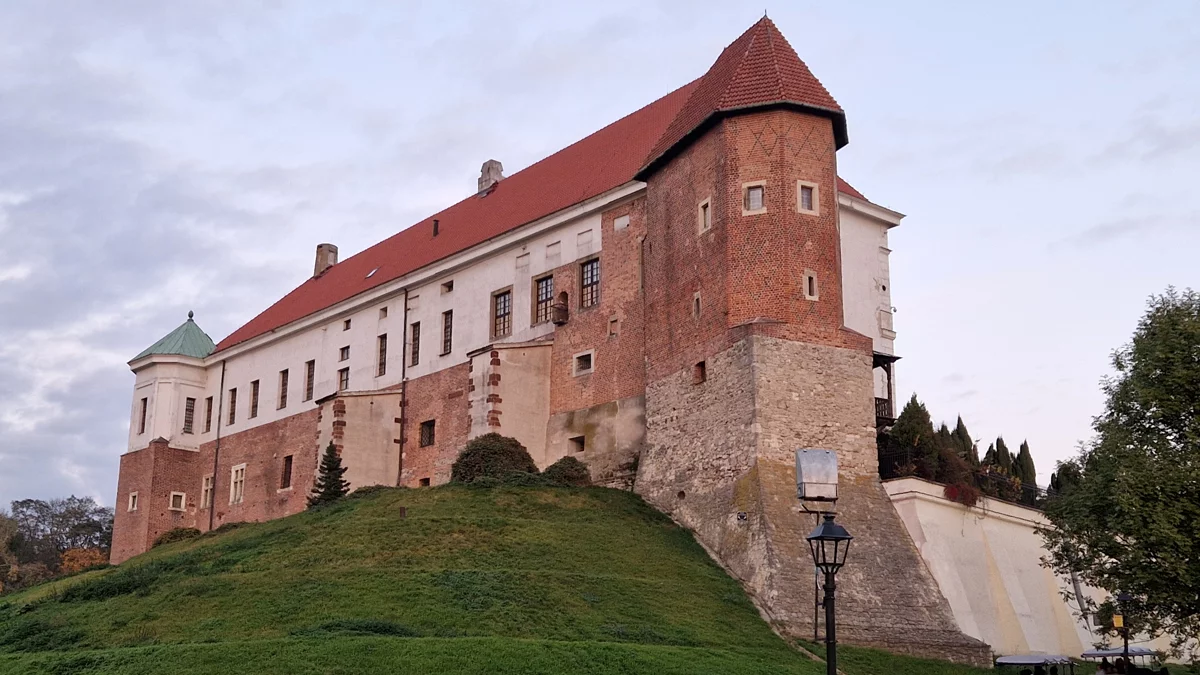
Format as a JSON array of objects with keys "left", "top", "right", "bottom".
[
  {"left": 441, "top": 280, "right": 454, "bottom": 294},
  {"left": 379, "top": 307, "right": 388, "bottom": 319},
  {"left": 343, "top": 319, "right": 352, "bottom": 331},
  {"left": 743, "top": 182, "right": 767, "bottom": 214},
  {"left": 796, "top": 181, "right": 820, "bottom": 215},
  {"left": 339, "top": 345, "right": 350, "bottom": 361},
  {"left": 169, "top": 492, "right": 186, "bottom": 511},
  {"left": 419, "top": 477, "right": 431, "bottom": 487},
  {"left": 573, "top": 351, "right": 594, "bottom": 376},
  {"left": 419, "top": 420, "right": 436, "bottom": 447},
  {"left": 128, "top": 492, "right": 139, "bottom": 512},
  {"left": 569, "top": 436, "right": 585, "bottom": 454},
  {"left": 693, "top": 361, "right": 707, "bottom": 385},
  {"left": 614, "top": 215, "right": 630, "bottom": 231},
  {"left": 698, "top": 198, "right": 712, "bottom": 233}
]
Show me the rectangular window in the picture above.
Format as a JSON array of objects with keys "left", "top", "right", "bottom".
[
  {"left": 801, "top": 186, "right": 814, "bottom": 211},
  {"left": 182, "top": 397, "right": 196, "bottom": 434},
  {"left": 698, "top": 198, "right": 712, "bottom": 233},
  {"left": 797, "top": 180, "right": 819, "bottom": 215},
  {"left": 249, "top": 380, "right": 260, "bottom": 419},
  {"left": 377, "top": 334, "right": 387, "bottom": 377},
  {"left": 580, "top": 258, "right": 600, "bottom": 308},
  {"left": 419, "top": 420, "right": 436, "bottom": 447},
  {"left": 227, "top": 388, "right": 237, "bottom": 425},
  {"left": 569, "top": 436, "right": 585, "bottom": 454},
  {"left": 534, "top": 276, "right": 554, "bottom": 324},
  {"left": 343, "top": 318, "right": 352, "bottom": 331},
  {"left": 441, "top": 311, "right": 453, "bottom": 355},
  {"left": 230, "top": 464, "right": 246, "bottom": 504},
  {"left": 338, "top": 367, "right": 350, "bottom": 391},
  {"left": 304, "top": 360, "right": 316, "bottom": 401},
  {"left": 204, "top": 397, "right": 213, "bottom": 433},
  {"left": 169, "top": 492, "right": 186, "bottom": 511},
  {"left": 492, "top": 289, "right": 512, "bottom": 338},
  {"left": 128, "top": 492, "right": 139, "bottom": 512},
  {"left": 339, "top": 345, "right": 350, "bottom": 362},
  {"left": 138, "top": 397, "right": 148, "bottom": 435},
  {"left": 379, "top": 306, "right": 388, "bottom": 319},
  {"left": 280, "top": 455, "right": 293, "bottom": 490},
  {"left": 201, "top": 476, "right": 213, "bottom": 508},
  {"left": 419, "top": 477, "right": 431, "bottom": 487},
  {"left": 278, "top": 369, "right": 289, "bottom": 409},
  {"left": 693, "top": 361, "right": 707, "bottom": 384},
  {"left": 409, "top": 322, "right": 421, "bottom": 366},
  {"left": 744, "top": 183, "right": 766, "bottom": 213},
  {"left": 573, "top": 350, "right": 594, "bottom": 376},
  {"left": 803, "top": 270, "right": 819, "bottom": 301}
]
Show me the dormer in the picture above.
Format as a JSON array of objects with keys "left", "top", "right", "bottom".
[{"left": 127, "top": 312, "right": 215, "bottom": 452}]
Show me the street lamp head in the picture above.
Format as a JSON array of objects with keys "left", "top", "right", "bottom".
[
  {"left": 807, "top": 513, "right": 853, "bottom": 575},
  {"left": 796, "top": 449, "right": 838, "bottom": 506}
]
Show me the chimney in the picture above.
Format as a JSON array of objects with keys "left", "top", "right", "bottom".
[
  {"left": 477, "top": 159, "right": 504, "bottom": 193},
  {"left": 314, "top": 243, "right": 338, "bottom": 277}
]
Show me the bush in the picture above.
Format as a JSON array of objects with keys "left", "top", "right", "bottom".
[
  {"left": 451, "top": 434, "right": 538, "bottom": 484},
  {"left": 152, "top": 528, "right": 202, "bottom": 549},
  {"left": 544, "top": 457, "right": 591, "bottom": 487}
]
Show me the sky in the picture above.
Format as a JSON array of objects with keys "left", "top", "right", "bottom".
[{"left": 0, "top": 1, "right": 1197, "bottom": 506}]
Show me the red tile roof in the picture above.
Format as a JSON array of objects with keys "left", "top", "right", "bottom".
[
  {"left": 214, "top": 20, "right": 865, "bottom": 354},
  {"left": 639, "top": 16, "right": 848, "bottom": 178}
]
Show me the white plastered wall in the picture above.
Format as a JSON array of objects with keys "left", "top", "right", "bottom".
[{"left": 839, "top": 196, "right": 900, "bottom": 399}]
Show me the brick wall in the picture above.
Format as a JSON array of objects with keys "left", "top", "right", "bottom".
[
  {"left": 111, "top": 439, "right": 205, "bottom": 564},
  {"left": 401, "top": 362, "right": 470, "bottom": 486}
]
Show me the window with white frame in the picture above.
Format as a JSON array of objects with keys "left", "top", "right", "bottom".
[
  {"left": 698, "top": 198, "right": 712, "bottom": 233},
  {"left": 169, "top": 492, "right": 186, "bottom": 511},
  {"left": 573, "top": 350, "right": 595, "bottom": 376},
  {"left": 803, "top": 270, "right": 819, "bottom": 301},
  {"left": 201, "top": 476, "right": 213, "bottom": 508},
  {"left": 742, "top": 181, "right": 767, "bottom": 215},
  {"left": 796, "top": 180, "right": 820, "bottom": 215},
  {"left": 183, "top": 397, "right": 196, "bottom": 434},
  {"left": 128, "top": 492, "right": 139, "bottom": 512},
  {"left": 230, "top": 464, "right": 246, "bottom": 504}
]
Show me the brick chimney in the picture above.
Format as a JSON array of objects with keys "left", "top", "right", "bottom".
[
  {"left": 314, "top": 243, "right": 338, "bottom": 277},
  {"left": 478, "top": 159, "right": 504, "bottom": 193}
]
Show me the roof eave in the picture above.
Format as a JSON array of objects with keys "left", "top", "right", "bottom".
[
  {"left": 635, "top": 101, "right": 848, "bottom": 181},
  {"left": 128, "top": 353, "right": 208, "bottom": 372}
]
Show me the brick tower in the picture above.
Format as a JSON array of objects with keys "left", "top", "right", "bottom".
[{"left": 633, "top": 18, "right": 990, "bottom": 665}]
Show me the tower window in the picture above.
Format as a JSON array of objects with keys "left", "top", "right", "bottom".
[
  {"left": 128, "top": 492, "right": 139, "bottom": 512},
  {"left": 183, "top": 397, "right": 196, "bottom": 434},
  {"left": 743, "top": 182, "right": 767, "bottom": 214},
  {"left": 797, "top": 181, "right": 820, "bottom": 215},
  {"left": 304, "top": 360, "right": 316, "bottom": 401},
  {"left": 492, "top": 288, "right": 512, "bottom": 338},
  {"left": 410, "top": 322, "right": 421, "bottom": 366},
  {"left": 534, "top": 275, "right": 554, "bottom": 324},
  {"left": 698, "top": 198, "right": 712, "bottom": 233},
  {"left": 137, "top": 397, "right": 148, "bottom": 435},
  {"left": 580, "top": 258, "right": 600, "bottom": 308},
  {"left": 204, "top": 396, "right": 214, "bottom": 433},
  {"left": 419, "top": 420, "right": 436, "bottom": 447},
  {"left": 804, "top": 270, "right": 819, "bottom": 301},
  {"left": 693, "top": 292, "right": 702, "bottom": 319},
  {"left": 693, "top": 361, "right": 707, "bottom": 385}
]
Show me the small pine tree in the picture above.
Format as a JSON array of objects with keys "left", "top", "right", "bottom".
[
  {"left": 308, "top": 441, "right": 350, "bottom": 508},
  {"left": 952, "top": 416, "right": 978, "bottom": 466},
  {"left": 995, "top": 437, "right": 1013, "bottom": 474},
  {"left": 885, "top": 395, "right": 939, "bottom": 480},
  {"left": 1016, "top": 440, "right": 1037, "bottom": 486},
  {"left": 983, "top": 443, "right": 997, "bottom": 466}
]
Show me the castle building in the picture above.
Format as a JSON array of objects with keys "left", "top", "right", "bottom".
[{"left": 113, "top": 17, "right": 993, "bottom": 664}]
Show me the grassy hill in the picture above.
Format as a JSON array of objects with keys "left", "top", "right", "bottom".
[{"left": 0, "top": 485, "right": 998, "bottom": 674}]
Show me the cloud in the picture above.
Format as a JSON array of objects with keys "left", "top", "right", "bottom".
[{"left": 1049, "top": 212, "right": 1199, "bottom": 251}]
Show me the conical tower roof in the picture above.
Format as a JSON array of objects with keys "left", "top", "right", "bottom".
[
  {"left": 131, "top": 311, "right": 216, "bottom": 362},
  {"left": 638, "top": 16, "right": 847, "bottom": 178}
]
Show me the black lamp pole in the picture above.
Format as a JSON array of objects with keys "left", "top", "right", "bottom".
[
  {"left": 1117, "top": 592, "right": 1132, "bottom": 668},
  {"left": 807, "top": 513, "right": 852, "bottom": 675}
]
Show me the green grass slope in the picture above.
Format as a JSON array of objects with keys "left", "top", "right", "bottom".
[{"left": 0, "top": 485, "right": 997, "bottom": 674}]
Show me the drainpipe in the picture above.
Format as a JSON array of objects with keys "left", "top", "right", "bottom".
[
  {"left": 207, "top": 360, "right": 227, "bottom": 532},
  {"left": 397, "top": 289, "right": 409, "bottom": 486}
]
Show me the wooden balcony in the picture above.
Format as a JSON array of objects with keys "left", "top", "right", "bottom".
[{"left": 875, "top": 397, "right": 895, "bottom": 428}]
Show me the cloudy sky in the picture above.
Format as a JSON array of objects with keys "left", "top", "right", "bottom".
[{"left": 0, "top": 1, "right": 1197, "bottom": 506}]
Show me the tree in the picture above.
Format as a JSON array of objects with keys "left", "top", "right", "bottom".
[
  {"left": 952, "top": 417, "right": 979, "bottom": 466},
  {"left": 1041, "top": 288, "right": 1200, "bottom": 651},
  {"left": 994, "top": 437, "right": 1013, "bottom": 474},
  {"left": 1015, "top": 440, "right": 1037, "bottom": 487},
  {"left": 308, "top": 441, "right": 350, "bottom": 508},
  {"left": 882, "top": 395, "right": 939, "bottom": 480},
  {"left": 8, "top": 496, "right": 113, "bottom": 571}
]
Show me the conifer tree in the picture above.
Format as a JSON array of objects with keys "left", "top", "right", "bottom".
[
  {"left": 885, "top": 394, "right": 939, "bottom": 480},
  {"left": 952, "top": 416, "right": 978, "bottom": 466},
  {"left": 308, "top": 441, "right": 350, "bottom": 508},
  {"left": 1016, "top": 440, "right": 1037, "bottom": 486},
  {"left": 982, "top": 443, "right": 997, "bottom": 466},
  {"left": 995, "top": 437, "right": 1013, "bottom": 474}
]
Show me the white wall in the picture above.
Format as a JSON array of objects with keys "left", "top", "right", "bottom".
[
  {"left": 839, "top": 196, "right": 899, "bottom": 401},
  {"left": 884, "top": 477, "right": 1174, "bottom": 658},
  {"left": 128, "top": 359, "right": 207, "bottom": 451}
]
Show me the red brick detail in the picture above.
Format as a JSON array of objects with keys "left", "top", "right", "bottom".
[{"left": 400, "top": 363, "right": 471, "bottom": 487}]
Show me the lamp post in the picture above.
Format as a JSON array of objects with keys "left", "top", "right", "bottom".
[
  {"left": 807, "top": 512, "right": 853, "bottom": 675},
  {"left": 1116, "top": 592, "right": 1132, "bottom": 668}
]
